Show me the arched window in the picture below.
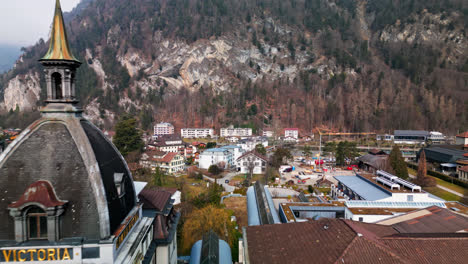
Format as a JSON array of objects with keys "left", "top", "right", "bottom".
[
  {"left": 51, "top": 72, "right": 62, "bottom": 99},
  {"left": 26, "top": 206, "right": 47, "bottom": 239}
]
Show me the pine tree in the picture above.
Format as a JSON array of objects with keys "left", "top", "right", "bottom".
[
  {"left": 416, "top": 150, "right": 435, "bottom": 187},
  {"left": 113, "top": 116, "right": 143, "bottom": 157},
  {"left": 389, "top": 145, "right": 409, "bottom": 179}
]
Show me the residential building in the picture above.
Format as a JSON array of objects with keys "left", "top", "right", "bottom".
[
  {"left": 189, "top": 231, "right": 232, "bottom": 264},
  {"left": 357, "top": 150, "right": 389, "bottom": 173},
  {"left": 236, "top": 151, "right": 268, "bottom": 174},
  {"left": 376, "top": 134, "right": 394, "bottom": 141},
  {"left": 181, "top": 128, "right": 214, "bottom": 138},
  {"left": 154, "top": 122, "right": 175, "bottom": 136},
  {"left": 198, "top": 148, "right": 233, "bottom": 169},
  {"left": 241, "top": 214, "right": 468, "bottom": 264},
  {"left": 283, "top": 136, "right": 298, "bottom": 143},
  {"left": 220, "top": 145, "right": 244, "bottom": 161},
  {"left": 141, "top": 151, "right": 185, "bottom": 174},
  {"left": 284, "top": 128, "right": 299, "bottom": 139},
  {"left": 237, "top": 137, "right": 268, "bottom": 152},
  {"left": 220, "top": 126, "right": 252, "bottom": 137},
  {"left": 226, "top": 136, "right": 239, "bottom": 143},
  {"left": 459, "top": 166, "right": 468, "bottom": 182},
  {"left": 148, "top": 135, "right": 185, "bottom": 153},
  {"left": 0, "top": 3, "right": 169, "bottom": 263},
  {"left": 456, "top": 131, "right": 468, "bottom": 145},
  {"left": 262, "top": 130, "right": 274, "bottom": 138},
  {"left": 393, "top": 130, "right": 429, "bottom": 144},
  {"left": 428, "top": 131, "right": 445, "bottom": 143},
  {"left": 138, "top": 188, "right": 180, "bottom": 264}
]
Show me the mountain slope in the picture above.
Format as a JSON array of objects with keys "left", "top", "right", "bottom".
[{"left": 0, "top": 0, "right": 467, "bottom": 133}]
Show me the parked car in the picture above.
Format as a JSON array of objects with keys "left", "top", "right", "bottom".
[{"left": 225, "top": 179, "right": 230, "bottom": 184}]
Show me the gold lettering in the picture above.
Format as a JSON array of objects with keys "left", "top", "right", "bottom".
[
  {"left": 57, "top": 248, "right": 60, "bottom": 260},
  {"left": 62, "top": 248, "right": 71, "bottom": 260},
  {"left": 27, "top": 249, "right": 37, "bottom": 260},
  {"left": 18, "top": 250, "right": 26, "bottom": 262},
  {"left": 37, "top": 249, "right": 46, "bottom": 261},
  {"left": 13, "top": 250, "right": 16, "bottom": 262},
  {"left": 47, "top": 249, "right": 56, "bottom": 261},
  {"left": 2, "top": 250, "right": 12, "bottom": 262}
]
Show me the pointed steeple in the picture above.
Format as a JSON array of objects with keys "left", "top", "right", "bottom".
[{"left": 40, "top": 0, "right": 79, "bottom": 62}]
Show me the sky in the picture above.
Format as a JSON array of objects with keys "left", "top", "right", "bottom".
[{"left": 0, "top": 0, "right": 81, "bottom": 47}]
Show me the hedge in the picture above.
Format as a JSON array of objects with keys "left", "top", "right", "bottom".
[{"left": 407, "top": 162, "right": 468, "bottom": 189}]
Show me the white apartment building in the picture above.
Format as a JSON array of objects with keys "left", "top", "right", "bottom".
[
  {"left": 237, "top": 137, "right": 268, "bottom": 152},
  {"left": 236, "top": 151, "right": 268, "bottom": 174},
  {"left": 284, "top": 128, "right": 299, "bottom": 139},
  {"left": 181, "top": 128, "right": 214, "bottom": 138},
  {"left": 262, "top": 130, "right": 274, "bottom": 138},
  {"left": 220, "top": 126, "right": 252, "bottom": 137},
  {"left": 154, "top": 122, "right": 175, "bottom": 136},
  {"left": 198, "top": 148, "right": 233, "bottom": 170}
]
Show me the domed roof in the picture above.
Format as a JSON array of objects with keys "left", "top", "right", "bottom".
[{"left": 0, "top": 113, "right": 137, "bottom": 240}]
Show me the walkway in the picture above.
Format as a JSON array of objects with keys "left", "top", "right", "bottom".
[{"left": 408, "top": 173, "right": 467, "bottom": 198}]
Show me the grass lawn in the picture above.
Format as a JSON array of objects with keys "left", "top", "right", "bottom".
[
  {"left": 408, "top": 167, "right": 467, "bottom": 195},
  {"left": 424, "top": 187, "right": 462, "bottom": 201},
  {"left": 231, "top": 174, "right": 265, "bottom": 182},
  {"left": 154, "top": 174, "right": 209, "bottom": 200},
  {"left": 223, "top": 197, "right": 247, "bottom": 228}
]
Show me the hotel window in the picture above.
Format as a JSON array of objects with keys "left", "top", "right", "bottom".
[{"left": 27, "top": 206, "right": 48, "bottom": 239}]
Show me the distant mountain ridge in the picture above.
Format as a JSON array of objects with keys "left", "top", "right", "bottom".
[{"left": 0, "top": 0, "right": 467, "bottom": 133}]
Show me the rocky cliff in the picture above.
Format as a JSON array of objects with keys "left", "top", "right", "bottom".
[{"left": 1, "top": 0, "right": 467, "bottom": 132}]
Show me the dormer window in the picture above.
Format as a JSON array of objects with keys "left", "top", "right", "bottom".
[
  {"left": 8, "top": 181, "right": 67, "bottom": 242},
  {"left": 114, "top": 173, "right": 125, "bottom": 197},
  {"left": 51, "top": 72, "right": 63, "bottom": 99},
  {"left": 26, "top": 206, "right": 48, "bottom": 240}
]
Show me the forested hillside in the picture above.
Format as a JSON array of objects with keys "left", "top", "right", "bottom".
[{"left": 0, "top": 0, "right": 467, "bottom": 133}]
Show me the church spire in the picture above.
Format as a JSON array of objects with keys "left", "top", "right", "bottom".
[{"left": 40, "top": 0, "right": 79, "bottom": 62}]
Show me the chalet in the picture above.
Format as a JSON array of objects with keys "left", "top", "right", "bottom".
[
  {"left": 140, "top": 151, "right": 184, "bottom": 174},
  {"left": 236, "top": 151, "right": 268, "bottom": 174},
  {"left": 456, "top": 131, "right": 468, "bottom": 146}
]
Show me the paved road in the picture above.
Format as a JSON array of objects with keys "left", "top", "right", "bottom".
[
  {"left": 408, "top": 173, "right": 467, "bottom": 198},
  {"left": 203, "top": 172, "right": 240, "bottom": 192}
]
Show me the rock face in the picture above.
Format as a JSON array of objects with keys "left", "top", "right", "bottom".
[
  {"left": 1, "top": 71, "right": 41, "bottom": 111},
  {"left": 380, "top": 11, "right": 467, "bottom": 64}
]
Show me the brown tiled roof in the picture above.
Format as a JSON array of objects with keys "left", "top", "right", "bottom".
[
  {"left": 459, "top": 165, "right": 468, "bottom": 172},
  {"left": 152, "top": 152, "right": 178, "bottom": 163},
  {"left": 381, "top": 237, "right": 468, "bottom": 264},
  {"left": 245, "top": 219, "right": 356, "bottom": 264},
  {"left": 138, "top": 188, "right": 172, "bottom": 211},
  {"left": 456, "top": 131, "right": 468, "bottom": 138},
  {"left": 245, "top": 218, "right": 468, "bottom": 264},
  {"left": 390, "top": 206, "right": 468, "bottom": 233},
  {"left": 237, "top": 150, "right": 268, "bottom": 162}
]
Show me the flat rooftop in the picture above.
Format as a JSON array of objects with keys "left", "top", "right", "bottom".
[
  {"left": 334, "top": 175, "right": 392, "bottom": 200},
  {"left": 279, "top": 200, "right": 464, "bottom": 222}
]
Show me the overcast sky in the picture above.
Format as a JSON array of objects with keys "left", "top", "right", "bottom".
[{"left": 0, "top": 0, "right": 81, "bottom": 47}]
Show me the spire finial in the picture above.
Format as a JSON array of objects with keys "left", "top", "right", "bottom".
[{"left": 40, "top": 0, "right": 80, "bottom": 62}]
